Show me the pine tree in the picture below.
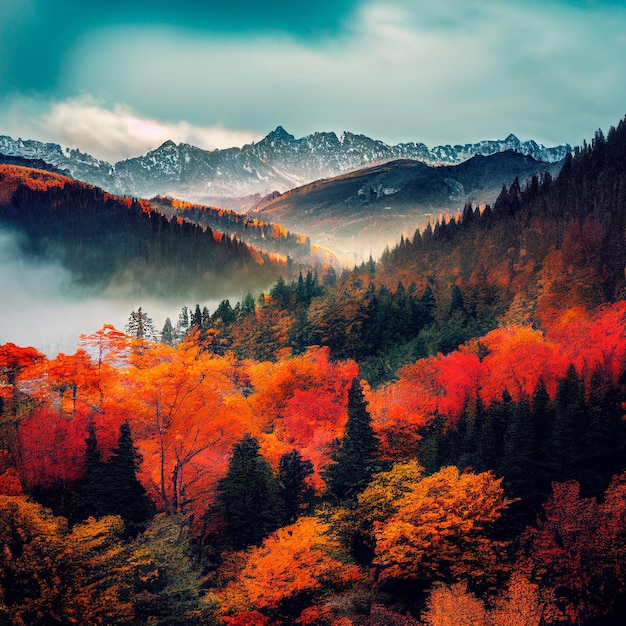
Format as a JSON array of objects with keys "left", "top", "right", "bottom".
[
  {"left": 277, "top": 449, "right": 314, "bottom": 524},
  {"left": 106, "top": 422, "right": 155, "bottom": 535},
  {"left": 580, "top": 368, "right": 626, "bottom": 496},
  {"left": 448, "top": 285, "right": 465, "bottom": 316},
  {"left": 477, "top": 390, "right": 512, "bottom": 472},
  {"left": 125, "top": 307, "right": 155, "bottom": 340},
  {"left": 178, "top": 306, "right": 190, "bottom": 332},
  {"left": 500, "top": 397, "right": 534, "bottom": 498},
  {"left": 81, "top": 420, "right": 108, "bottom": 519},
  {"left": 417, "top": 416, "right": 446, "bottom": 475},
  {"left": 190, "top": 304, "right": 203, "bottom": 329},
  {"left": 211, "top": 299, "right": 235, "bottom": 327},
  {"left": 460, "top": 394, "right": 486, "bottom": 470},
  {"left": 550, "top": 364, "right": 587, "bottom": 483},
  {"left": 215, "top": 434, "right": 284, "bottom": 549},
  {"left": 323, "top": 265, "right": 337, "bottom": 287},
  {"left": 240, "top": 293, "right": 256, "bottom": 318},
  {"left": 416, "top": 285, "right": 436, "bottom": 329},
  {"left": 161, "top": 318, "right": 174, "bottom": 345},
  {"left": 323, "top": 378, "right": 382, "bottom": 502},
  {"left": 201, "top": 306, "right": 211, "bottom": 330}
]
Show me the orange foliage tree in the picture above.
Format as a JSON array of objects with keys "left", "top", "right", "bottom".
[
  {"left": 38, "top": 350, "right": 100, "bottom": 419},
  {"left": 216, "top": 516, "right": 360, "bottom": 619},
  {"left": 0, "top": 342, "right": 45, "bottom": 420},
  {"left": 372, "top": 466, "right": 512, "bottom": 588},
  {"left": 119, "top": 339, "right": 256, "bottom": 516},
  {"left": 478, "top": 325, "right": 567, "bottom": 402},
  {"left": 420, "top": 582, "right": 488, "bottom": 626},
  {"left": 246, "top": 347, "right": 359, "bottom": 490}
]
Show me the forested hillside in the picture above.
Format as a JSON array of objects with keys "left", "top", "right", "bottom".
[
  {"left": 378, "top": 125, "right": 626, "bottom": 325},
  {"left": 150, "top": 195, "right": 324, "bottom": 264},
  {"left": 196, "top": 119, "right": 626, "bottom": 383},
  {"left": 250, "top": 150, "right": 562, "bottom": 261},
  {"left": 1, "top": 117, "right": 626, "bottom": 626},
  {"left": 0, "top": 166, "right": 290, "bottom": 298}
]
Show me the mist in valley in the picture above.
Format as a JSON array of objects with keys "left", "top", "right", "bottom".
[{"left": 0, "top": 230, "right": 227, "bottom": 356}]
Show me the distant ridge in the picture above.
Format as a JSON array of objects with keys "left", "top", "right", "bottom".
[
  {"left": 249, "top": 150, "right": 563, "bottom": 262},
  {"left": 0, "top": 129, "right": 570, "bottom": 203}
]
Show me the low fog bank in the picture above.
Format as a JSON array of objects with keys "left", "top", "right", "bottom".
[{"left": 0, "top": 230, "right": 223, "bottom": 356}]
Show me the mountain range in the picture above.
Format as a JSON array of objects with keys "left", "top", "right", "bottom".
[{"left": 0, "top": 127, "right": 570, "bottom": 203}]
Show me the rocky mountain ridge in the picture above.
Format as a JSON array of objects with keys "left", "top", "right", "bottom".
[{"left": 0, "top": 128, "right": 570, "bottom": 203}]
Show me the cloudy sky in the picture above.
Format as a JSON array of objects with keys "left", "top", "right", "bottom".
[{"left": 1, "top": 0, "right": 625, "bottom": 162}]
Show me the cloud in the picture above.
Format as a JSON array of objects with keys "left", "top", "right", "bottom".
[
  {"left": 1, "top": 96, "right": 263, "bottom": 162},
  {"left": 56, "top": 0, "right": 626, "bottom": 148},
  {"left": 1, "top": 0, "right": 625, "bottom": 153}
]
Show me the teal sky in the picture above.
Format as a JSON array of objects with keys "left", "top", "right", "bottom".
[{"left": 1, "top": 0, "right": 625, "bottom": 161}]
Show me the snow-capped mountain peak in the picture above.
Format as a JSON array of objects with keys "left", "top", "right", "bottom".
[{"left": 0, "top": 128, "right": 571, "bottom": 202}]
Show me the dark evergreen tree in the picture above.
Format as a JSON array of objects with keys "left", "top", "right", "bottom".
[
  {"left": 579, "top": 367, "right": 626, "bottom": 496},
  {"left": 81, "top": 420, "right": 108, "bottom": 519},
  {"left": 417, "top": 416, "right": 447, "bottom": 475},
  {"left": 125, "top": 307, "right": 155, "bottom": 340},
  {"left": 416, "top": 286, "right": 436, "bottom": 329},
  {"left": 288, "top": 309, "right": 311, "bottom": 355},
  {"left": 277, "top": 449, "right": 314, "bottom": 524},
  {"left": 528, "top": 377, "right": 556, "bottom": 501},
  {"left": 106, "top": 422, "right": 155, "bottom": 535},
  {"left": 296, "top": 272, "right": 306, "bottom": 303},
  {"left": 214, "top": 434, "right": 284, "bottom": 550},
  {"left": 323, "top": 378, "right": 382, "bottom": 502},
  {"left": 270, "top": 276, "right": 293, "bottom": 308},
  {"left": 161, "top": 318, "right": 174, "bottom": 345},
  {"left": 448, "top": 285, "right": 465, "bottom": 316},
  {"left": 201, "top": 306, "right": 211, "bottom": 330},
  {"left": 178, "top": 306, "right": 190, "bottom": 331},
  {"left": 191, "top": 304, "right": 203, "bottom": 329},
  {"left": 240, "top": 293, "right": 256, "bottom": 318},
  {"left": 499, "top": 397, "right": 534, "bottom": 498},
  {"left": 323, "top": 265, "right": 337, "bottom": 287},
  {"left": 211, "top": 299, "right": 235, "bottom": 327},
  {"left": 477, "top": 390, "right": 512, "bottom": 472},
  {"left": 305, "top": 270, "right": 318, "bottom": 300},
  {"left": 550, "top": 364, "right": 587, "bottom": 483},
  {"left": 460, "top": 394, "right": 486, "bottom": 470}
]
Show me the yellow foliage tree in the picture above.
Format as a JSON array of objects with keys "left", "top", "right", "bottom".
[
  {"left": 373, "top": 466, "right": 512, "bottom": 587},
  {"left": 421, "top": 582, "right": 488, "bottom": 626}
]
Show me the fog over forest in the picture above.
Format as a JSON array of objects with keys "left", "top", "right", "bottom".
[{"left": 0, "top": 230, "right": 221, "bottom": 356}]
